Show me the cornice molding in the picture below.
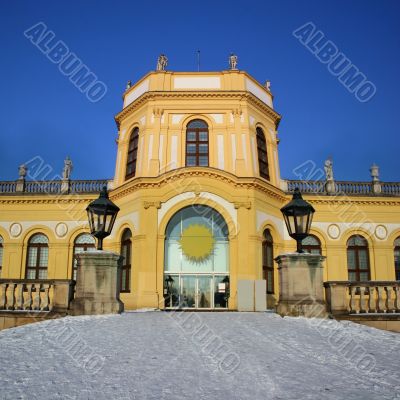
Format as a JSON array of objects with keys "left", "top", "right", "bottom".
[
  {"left": 115, "top": 91, "right": 281, "bottom": 128},
  {"left": 110, "top": 168, "right": 287, "bottom": 204},
  {"left": 0, "top": 198, "right": 93, "bottom": 205},
  {"left": 308, "top": 199, "right": 400, "bottom": 206}
]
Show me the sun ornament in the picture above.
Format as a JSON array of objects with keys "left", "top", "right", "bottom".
[{"left": 179, "top": 223, "right": 215, "bottom": 262}]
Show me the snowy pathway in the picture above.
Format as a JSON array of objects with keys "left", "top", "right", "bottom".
[{"left": 0, "top": 312, "right": 399, "bottom": 399}]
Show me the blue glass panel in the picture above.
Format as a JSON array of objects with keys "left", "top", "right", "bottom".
[{"left": 187, "top": 120, "right": 208, "bottom": 129}]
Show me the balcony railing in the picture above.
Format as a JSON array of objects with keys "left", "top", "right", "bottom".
[
  {"left": 0, "top": 279, "right": 75, "bottom": 312},
  {"left": 286, "top": 180, "right": 400, "bottom": 196},
  {"left": 0, "top": 179, "right": 110, "bottom": 195},
  {"left": 324, "top": 281, "right": 400, "bottom": 315}
]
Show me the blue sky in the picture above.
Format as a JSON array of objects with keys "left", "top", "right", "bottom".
[{"left": 0, "top": 0, "right": 399, "bottom": 181}]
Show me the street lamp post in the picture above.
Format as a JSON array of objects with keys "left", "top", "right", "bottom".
[
  {"left": 86, "top": 186, "right": 120, "bottom": 250},
  {"left": 280, "top": 188, "right": 315, "bottom": 253},
  {"left": 70, "top": 186, "right": 123, "bottom": 316},
  {"left": 276, "top": 187, "right": 327, "bottom": 318}
]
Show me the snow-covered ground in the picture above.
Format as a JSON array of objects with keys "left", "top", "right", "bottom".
[{"left": 0, "top": 312, "right": 399, "bottom": 400}]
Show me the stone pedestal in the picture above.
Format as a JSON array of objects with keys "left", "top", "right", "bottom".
[
  {"left": 70, "top": 251, "right": 124, "bottom": 315},
  {"left": 275, "top": 253, "right": 328, "bottom": 318}
]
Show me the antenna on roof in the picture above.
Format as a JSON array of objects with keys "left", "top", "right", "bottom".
[{"left": 197, "top": 50, "right": 200, "bottom": 72}]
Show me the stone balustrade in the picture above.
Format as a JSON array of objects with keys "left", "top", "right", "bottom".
[
  {"left": 324, "top": 281, "right": 400, "bottom": 315},
  {"left": 0, "top": 279, "right": 74, "bottom": 312},
  {"left": 0, "top": 179, "right": 110, "bottom": 195},
  {"left": 286, "top": 180, "right": 400, "bottom": 196}
]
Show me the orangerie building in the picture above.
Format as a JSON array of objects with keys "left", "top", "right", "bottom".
[{"left": 0, "top": 66, "right": 399, "bottom": 313}]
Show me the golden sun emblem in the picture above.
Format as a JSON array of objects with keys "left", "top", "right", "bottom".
[{"left": 179, "top": 224, "right": 215, "bottom": 262}]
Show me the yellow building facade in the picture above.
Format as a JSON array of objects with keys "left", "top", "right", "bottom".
[{"left": 1, "top": 68, "right": 399, "bottom": 311}]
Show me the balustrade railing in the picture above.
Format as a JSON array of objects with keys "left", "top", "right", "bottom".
[
  {"left": 286, "top": 180, "right": 400, "bottom": 196},
  {"left": 324, "top": 281, "right": 400, "bottom": 315},
  {"left": 335, "top": 181, "right": 372, "bottom": 195},
  {"left": 286, "top": 180, "right": 325, "bottom": 194},
  {"left": 381, "top": 182, "right": 400, "bottom": 195},
  {"left": 0, "top": 279, "right": 74, "bottom": 312},
  {"left": 69, "top": 180, "right": 109, "bottom": 193},
  {"left": 0, "top": 179, "right": 110, "bottom": 195},
  {"left": 25, "top": 181, "right": 62, "bottom": 194},
  {"left": 0, "top": 181, "right": 17, "bottom": 193}
]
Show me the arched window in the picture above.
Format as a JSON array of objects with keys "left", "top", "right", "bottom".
[
  {"left": 0, "top": 235, "right": 3, "bottom": 278},
  {"left": 256, "top": 127, "right": 270, "bottom": 180},
  {"left": 347, "top": 235, "right": 370, "bottom": 281},
  {"left": 262, "top": 229, "right": 274, "bottom": 294},
  {"left": 26, "top": 234, "right": 49, "bottom": 279},
  {"left": 126, "top": 127, "right": 139, "bottom": 179},
  {"left": 73, "top": 233, "right": 95, "bottom": 280},
  {"left": 394, "top": 237, "right": 400, "bottom": 280},
  {"left": 302, "top": 235, "right": 322, "bottom": 255},
  {"left": 185, "top": 119, "right": 209, "bottom": 167},
  {"left": 164, "top": 205, "right": 229, "bottom": 309},
  {"left": 120, "top": 229, "right": 132, "bottom": 293}
]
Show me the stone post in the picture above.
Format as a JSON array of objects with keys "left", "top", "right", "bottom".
[
  {"left": 275, "top": 253, "right": 328, "bottom": 318},
  {"left": 69, "top": 251, "right": 124, "bottom": 315},
  {"left": 323, "top": 281, "right": 350, "bottom": 315},
  {"left": 61, "top": 179, "right": 70, "bottom": 194},
  {"left": 52, "top": 280, "right": 75, "bottom": 312}
]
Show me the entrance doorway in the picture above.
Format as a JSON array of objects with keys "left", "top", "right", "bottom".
[
  {"left": 164, "top": 205, "right": 230, "bottom": 310},
  {"left": 164, "top": 274, "right": 229, "bottom": 309}
]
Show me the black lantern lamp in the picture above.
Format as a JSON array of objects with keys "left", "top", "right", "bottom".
[
  {"left": 86, "top": 186, "right": 120, "bottom": 250},
  {"left": 281, "top": 188, "right": 315, "bottom": 253}
]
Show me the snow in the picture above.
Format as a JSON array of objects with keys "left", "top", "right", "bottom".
[{"left": 0, "top": 312, "right": 399, "bottom": 400}]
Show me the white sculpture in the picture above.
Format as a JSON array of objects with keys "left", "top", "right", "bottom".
[
  {"left": 18, "top": 164, "right": 27, "bottom": 179},
  {"left": 324, "top": 158, "right": 334, "bottom": 181},
  {"left": 370, "top": 163, "right": 380, "bottom": 182},
  {"left": 229, "top": 53, "right": 238, "bottom": 70},
  {"left": 156, "top": 54, "right": 168, "bottom": 71},
  {"left": 62, "top": 156, "right": 73, "bottom": 180}
]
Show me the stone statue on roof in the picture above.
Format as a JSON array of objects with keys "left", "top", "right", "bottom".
[
  {"left": 229, "top": 53, "right": 238, "bottom": 70},
  {"left": 18, "top": 164, "right": 27, "bottom": 180},
  {"left": 62, "top": 156, "right": 73, "bottom": 180},
  {"left": 156, "top": 54, "right": 168, "bottom": 71},
  {"left": 324, "top": 158, "right": 334, "bottom": 181}
]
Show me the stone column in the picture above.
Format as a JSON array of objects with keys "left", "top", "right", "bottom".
[
  {"left": 275, "top": 253, "right": 328, "bottom": 318},
  {"left": 69, "top": 251, "right": 124, "bottom": 315},
  {"left": 233, "top": 108, "right": 246, "bottom": 176},
  {"left": 148, "top": 108, "right": 162, "bottom": 176}
]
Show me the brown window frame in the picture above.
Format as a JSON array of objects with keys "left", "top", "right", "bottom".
[
  {"left": 302, "top": 235, "right": 322, "bottom": 255},
  {"left": 347, "top": 235, "right": 371, "bottom": 282},
  {"left": 120, "top": 229, "right": 132, "bottom": 293},
  {"left": 185, "top": 120, "right": 209, "bottom": 167},
  {"left": 394, "top": 237, "right": 400, "bottom": 281},
  {"left": 262, "top": 229, "right": 274, "bottom": 294},
  {"left": 25, "top": 235, "right": 49, "bottom": 280},
  {"left": 256, "top": 127, "right": 270, "bottom": 180},
  {"left": 125, "top": 127, "right": 139, "bottom": 180},
  {"left": 72, "top": 235, "right": 95, "bottom": 280}
]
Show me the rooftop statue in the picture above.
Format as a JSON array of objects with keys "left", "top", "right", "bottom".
[
  {"left": 18, "top": 164, "right": 27, "bottom": 180},
  {"left": 324, "top": 158, "right": 334, "bottom": 181},
  {"left": 156, "top": 54, "right": 168, "bottom": 71},
  {"left": 229, "top": 53, "right": 238, "bottom": 70},
  {"left": 62, "top": 156, "right": 73, "bottom": 180}
]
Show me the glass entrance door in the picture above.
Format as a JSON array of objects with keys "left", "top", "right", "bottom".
[
  {"left": 181, "top": 275, "right": 196, "bottom": 308},
  {"left": 197, "top": 275, "right": 212, "bottom": 308},
  {"left": 165, "top": 274, "right": 229, "bottom": 309}
]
